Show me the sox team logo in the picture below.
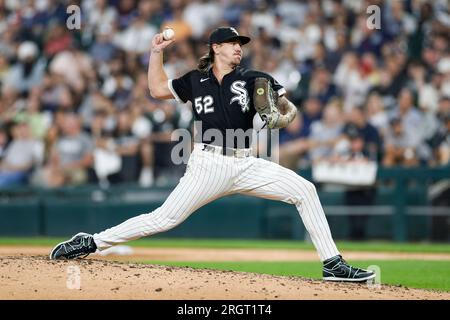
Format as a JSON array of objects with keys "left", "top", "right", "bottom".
[
  {"left": 229, "top": 27, "right": 239, "bottom": 35},
  {"left": 230, "top": 81, "right": 249, "bottom": 113}
]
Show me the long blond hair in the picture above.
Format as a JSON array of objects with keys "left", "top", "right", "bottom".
[{"left": 197, "top": 47, "right": 214, "bottom": 73}]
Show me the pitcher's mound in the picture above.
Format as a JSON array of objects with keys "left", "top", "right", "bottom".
[{"left": 0, "top": 256, "right": 448, "bottom": 300}]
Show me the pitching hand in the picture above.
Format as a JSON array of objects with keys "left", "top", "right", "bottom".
[{"left": 151, "top": 33, "right": 174, "bottom": 52}]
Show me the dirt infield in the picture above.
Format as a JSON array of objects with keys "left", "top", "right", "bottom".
[
  {"left": 1, "top": 249, "right": 449, "bottom": 300},
  {"left": 1, "top": 246, "right": 450, "bottom": 262}
]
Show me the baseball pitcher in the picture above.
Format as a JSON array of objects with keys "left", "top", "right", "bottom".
[{"left": 50, "top": 27, "right": 375, "bottom": 282}]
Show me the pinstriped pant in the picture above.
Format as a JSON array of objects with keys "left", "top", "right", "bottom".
[{"left": 93, "top": 143, "right": 340, "bottom": 261}]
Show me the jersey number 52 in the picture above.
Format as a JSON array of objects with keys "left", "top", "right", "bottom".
[{"left": 194, "top": 96, "right": 214, "bottom": 114}]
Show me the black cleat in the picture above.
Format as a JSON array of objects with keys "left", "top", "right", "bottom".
[
  {"left": 49, "top": 233, "right": 97, "bottom": 260},
  {"left": 323, "top": 255, "right": 376, "bottom": 282}
]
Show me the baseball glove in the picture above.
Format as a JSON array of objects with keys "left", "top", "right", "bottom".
[{"left": 253, "top": 77, "right": 279, "bottom": 129}]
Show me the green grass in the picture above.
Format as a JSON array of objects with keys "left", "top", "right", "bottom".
[
  {"left": 0, "top": 237, "right": 449, "bottom": 253},
  {"left": 142, "top": 260, "right": 450, "bottom": 292}
]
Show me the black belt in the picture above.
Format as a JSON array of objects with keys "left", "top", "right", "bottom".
[{"left": 200, "top": 144, "right": 252, "bottom": 158}]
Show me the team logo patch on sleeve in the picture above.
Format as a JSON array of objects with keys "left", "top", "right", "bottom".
[{"left": 230, "top": 81, "right": 249, "bottom": 113}]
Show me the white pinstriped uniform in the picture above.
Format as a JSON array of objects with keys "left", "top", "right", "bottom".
[{"left": 93, "top": 143, "right": 340, "bottom": 261}]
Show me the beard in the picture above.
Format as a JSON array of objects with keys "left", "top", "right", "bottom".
[{"left": 230, "top": 55, "right": 242, "bottom": 67}]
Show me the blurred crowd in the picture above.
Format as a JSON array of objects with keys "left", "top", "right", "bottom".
[{"left": 0, "top": 0, "right": 449, "bottom": 189}]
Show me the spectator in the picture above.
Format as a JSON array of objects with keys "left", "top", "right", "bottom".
[
  {"left": 437, "top": 56, "right": 450, "bottom": 101},
  {"left": 276, "top": 0, "right": 308, "bottom": 28},
  {"left": 183, "top": 0, "right": 223, "bottom": 39},
  {"left": 384, "top": 0, "right": 417, "bottom": 39},
  {"left": 43, "top": 21, "right": 73, "bottom": 58},
  {"left": 40, "top": 72, "right": 70, "bottom": 112},
  {"left": 383, "top": 117, "right": 419, "bottom": 167},
  {"left": 49, "top": 42, "right": 95, "bottom": 94},
  {"left": 308, "top": 66, "right": 337, "bottom": 105},
  {"left": 341, "top": 106, "right": 381, "bottom": 161},
  {"left": 89, "top": 25, "right": 118, "bottom": 65},
  {"left": 278, "top": 111, "right": 308, "bottom": 170},
  {"left": 40, "top": 114, "right": 62, "bottom": 171},
  {"left": 0, "top": 121, "right": 43, "bottom": 187},
  {"left": 0, "top": 126, "right": 8, "bottom": 160},
  {"left": 428, "top": 112, "right": 450, "bottom": 166},
  {"left": 138, "top": 0, "right": 163, "bottom": 29},
  {"left": 161, "top": 3, "right": 192, "bottom": 42},
  {"left": 309, "top": 100, "right": 344, "bottom": 162},
  {"left": 101, "top": 58, "right": 134, "bottom": 110},
  {"left": 0, "top": 1, "right": 9, "bottom": 35},
  {"left": 147, "top": 100, "right": 185, "bottom": 184},
  {"left": 89, "top": 109, "right": 120, "bottom": 185},
  {"left": 323, "top": 30, "right": 349, "bottom": 72},
  {"left": 375, "top": 46, "right": 408, "bottom": 106},
  {"left": 113, "top": 13, "right": 157, "bottom": 54},
  {"left": 366, "top": 92, "right": 389, "bottom": 137},
  {"left": 107, "top": 108, "right": 143, "bottom": 184},
  {"left": 407, "top": 61, "right": 439, "bottom": 113},
  {"left": 0, "top": 53, "right": 10, "bottom": 85},
  {"left": 301, "top": 96, "right": 322, "bottom": 134},
  {"left": 13, "top": 87, "right": 51, "bottom": 140},
  {"left": 393, "top": 87, "right": 422, "bottom": 125},
  {"left": 84, "top": 0, "right": 118, "bottom": 36},
  {"left": 0, "top": 0, "right": 448, "bottom": 189},
  {"left": 223, "top": 0, "right": 248, "bottom": 26},
  {"left": 1, "top": 85, "right": 19, "bottom": 119},
  {"left": 41, "top": 114, "right": 94, "bottom": 187},
  {"left": 3, "top": 41, "right": 45, "bottom": 95},
  {"left": 389, "top": 88, "right": 431, "bottom": 162},
  {"left": 40, "top": 1, "right": 67, "bottom": 26},
  {"left": 262, "top": 53, "right": 299, "bottom": 93},
  {"left": 116, "top": 0, "right": 138, "bottom": 30},
  {"left": 351, "top": 14, "right": 385, "bottom": 57},
  {"left": 334, "top": 52, "right": 372, "bottom": 112},
  {"left": 341, "top": 131, "right": 377, "bottom": 240},
  {"left": 251, "top": 1, "right": 277, "bottom": 37},
  {"left": 437, "top": 96, "right": 450, "bottom": 120},
  {"left": 128, "top": 99, "right": 154, "bottom": 187}
]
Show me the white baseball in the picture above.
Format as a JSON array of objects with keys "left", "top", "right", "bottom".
[{"left": 162, "top": 28, "right": 175, "bottom": 41}]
